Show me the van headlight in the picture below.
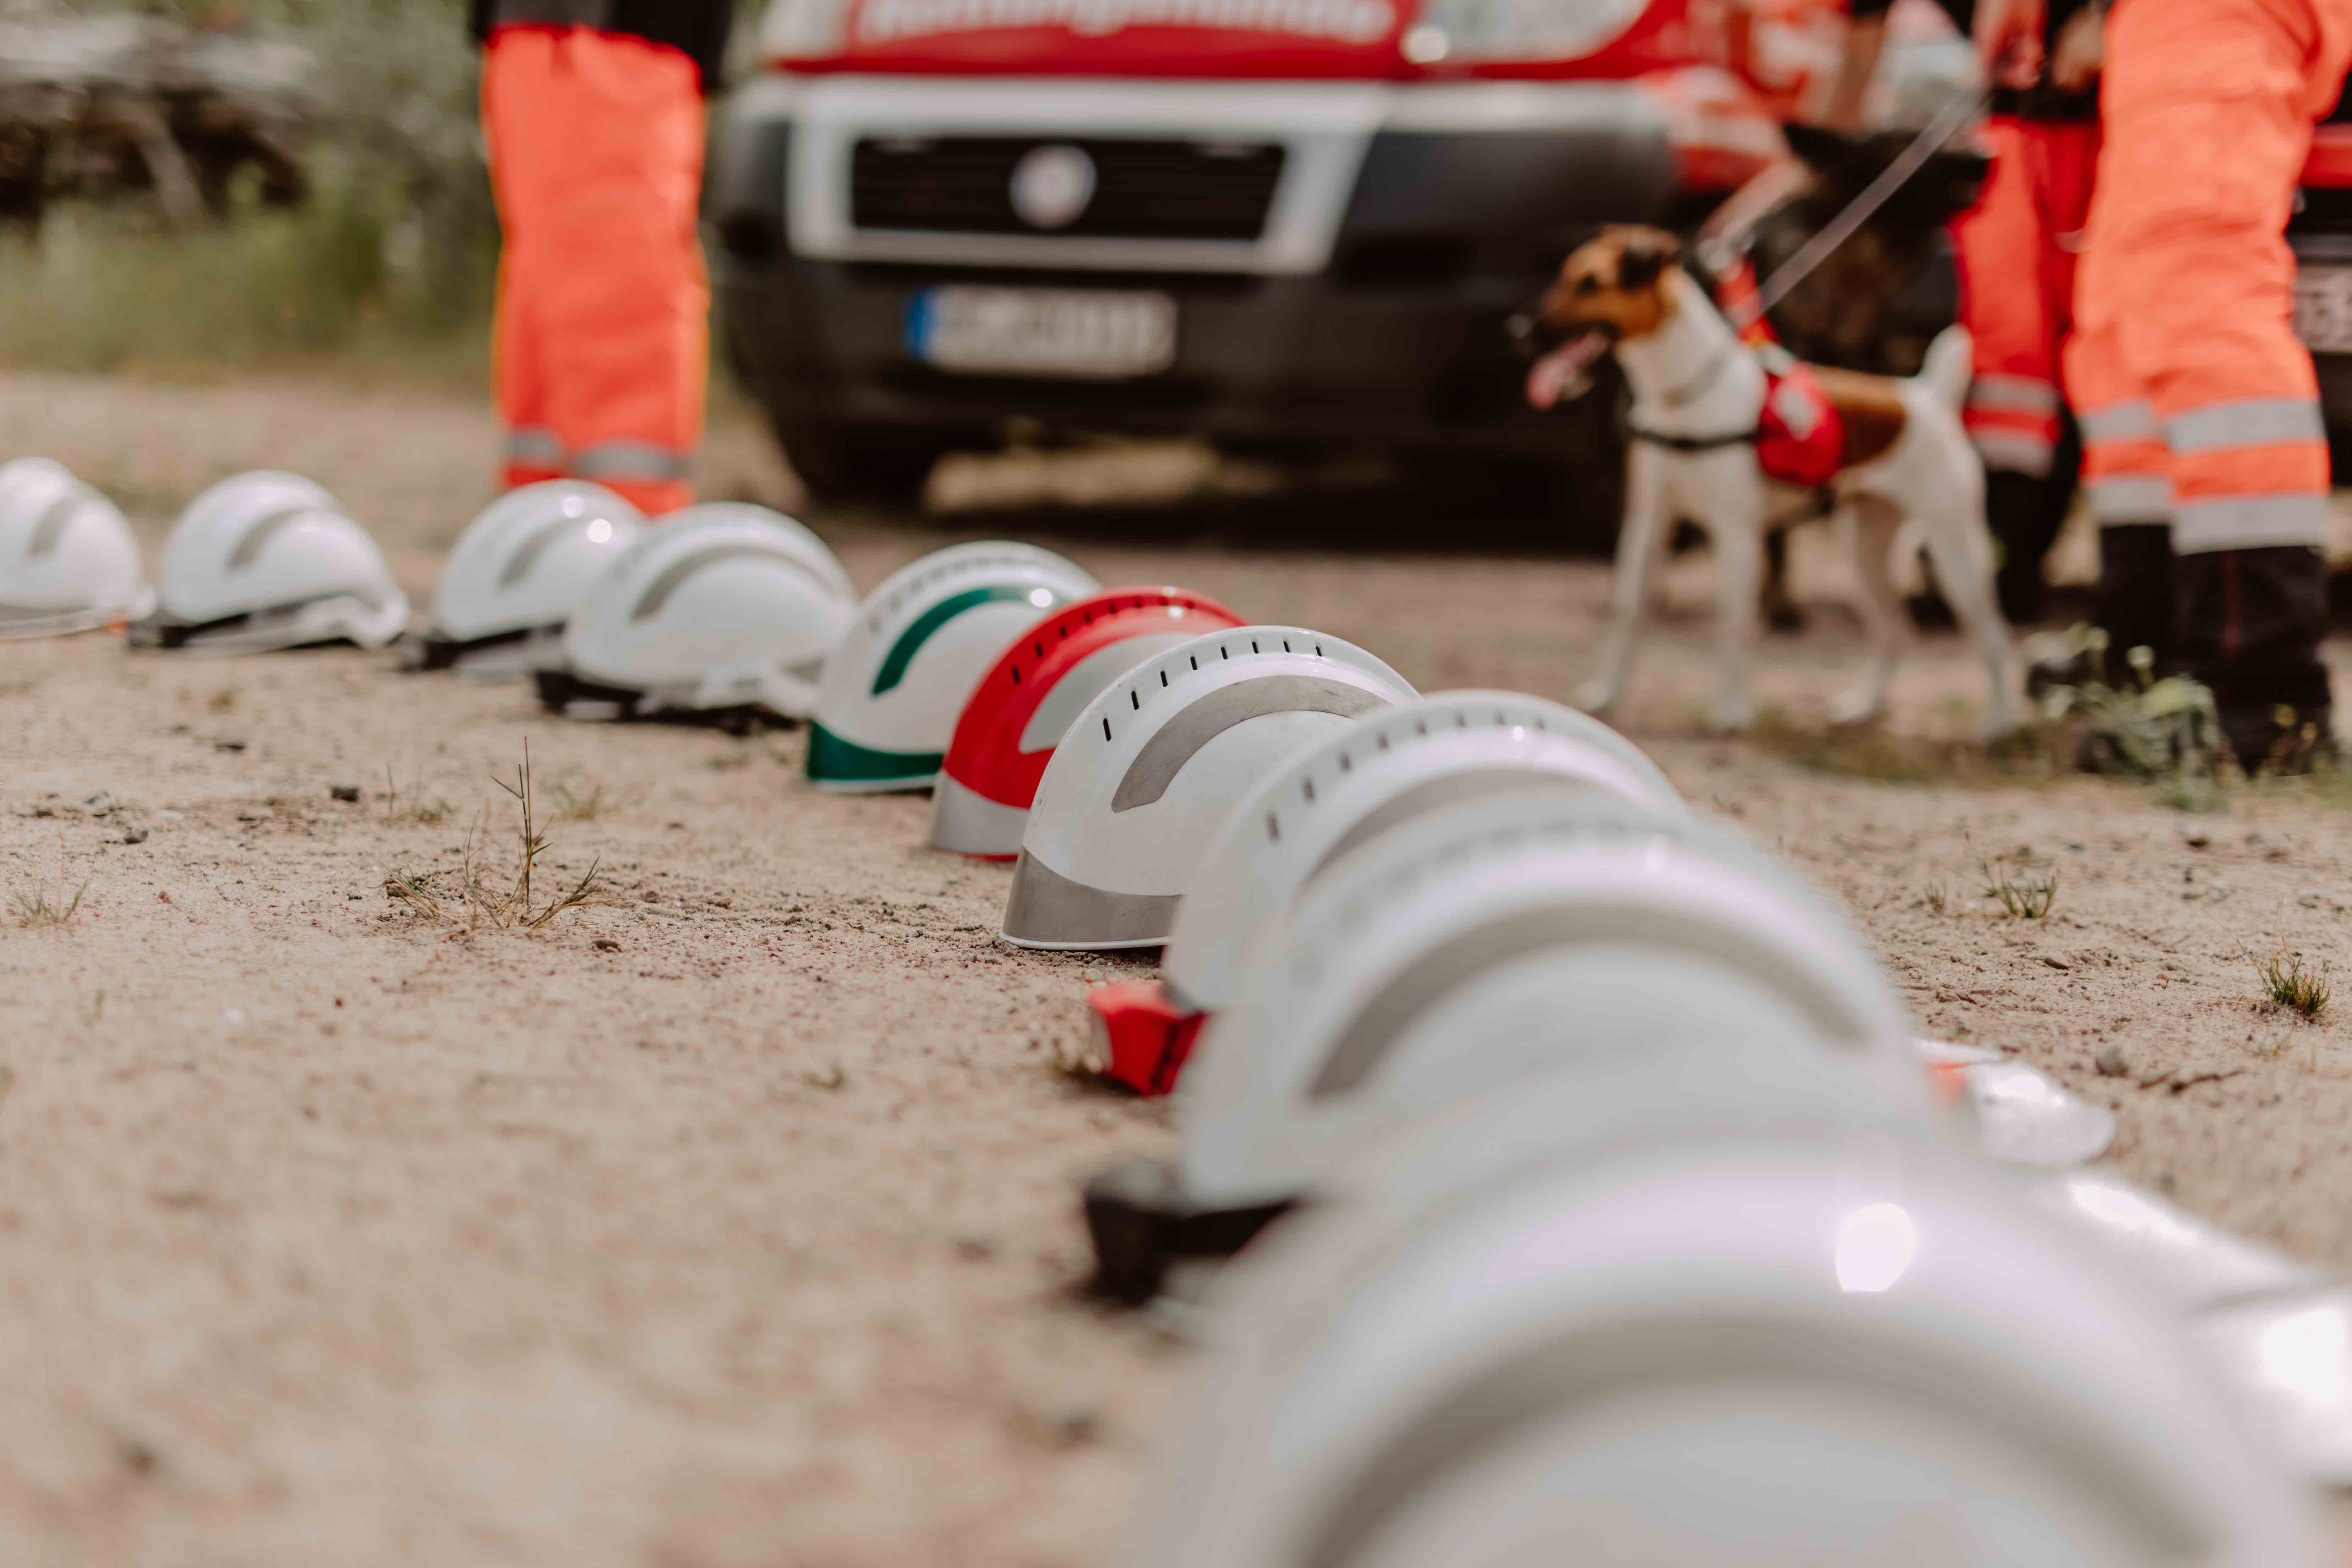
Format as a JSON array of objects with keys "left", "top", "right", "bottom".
[
  {"left": 1404, "top": 0, "right": 1649, "bottom": 63},
  {"left": 763, "top": 0, "right": 854, "bottom": 60}
]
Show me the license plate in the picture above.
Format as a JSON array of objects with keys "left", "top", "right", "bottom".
[
  {"left": 908, "top": 287, "right": 1177, "bottom": 379},
  {"left": 2294, "top": 264, "right": 2352, "bottom": 353}
]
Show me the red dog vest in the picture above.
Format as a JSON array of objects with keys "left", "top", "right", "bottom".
[
  {"left": 1718, "top": 257, "right": 1846, "bottom": 489},
  {"left": 1755, "top": 346, "right": 1845, "bottom": 489}
]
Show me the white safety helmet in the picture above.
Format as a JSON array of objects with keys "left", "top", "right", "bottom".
[
  {"left": 1123, "top": 1129, "right": 2324, "bottom": 1568},
  {"left": 2019, "top": 1170, "right": 2352, "bottom": 1485},
  {"left": 1167, "top": 691, "right": 1682, "bottom": 1015},
  {"left": 408, "top": 481, "right": 644, "bottom": 679},
  {"left": 1176, "top": 795, "right": 1928, "bottom": 1214},
  {"left": 1085, "top": 690, "right": 1684, "bottom": 1095},
  {"left": 538, "top": 505, "right": 854, "bottom": 723},
  {"left": 928, "top": 585, "right": 1246, "bottom": 859},
  {"left": 1919, "top": 1038, "right": 2114, "bottom": 1170},
  {"left": 1000, "top": 626, "right": 1418, "bottom": 951},
  {"left": 807, "top": 541, "right": 1098, "bottom": 793},
  {"left": 131, "top": 470, "right": 406, "bottom": 652},
  {"left": 0, "top": 458, "right": 151, "bottom": 638}
]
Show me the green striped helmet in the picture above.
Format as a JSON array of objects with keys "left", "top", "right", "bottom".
[{"left": 807, "top": 541, "right": 1097, "bottom": 793}]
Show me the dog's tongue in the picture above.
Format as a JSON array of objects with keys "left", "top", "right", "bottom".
[{"left": 1525, "top": 332, "right": 1604, "bottom": 410}]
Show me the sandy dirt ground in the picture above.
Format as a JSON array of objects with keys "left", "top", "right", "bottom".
[{"left": 6, "top": 368, "right": 2352, "bottom": 1564}]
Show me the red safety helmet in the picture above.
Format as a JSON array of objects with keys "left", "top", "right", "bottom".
[{"left": 926, "top": 585, "right": 1243, "bottom": 859}]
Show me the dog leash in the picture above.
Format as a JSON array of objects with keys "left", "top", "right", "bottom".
[{"left": 1724, "top": 86, "right": 1992, "bottom": 332}]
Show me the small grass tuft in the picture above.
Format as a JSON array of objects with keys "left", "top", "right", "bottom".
[
  {"left": 1981, "top": 859, "right": 2059, "bottom": 919},
  {"left": 2254, "top": 946, "right": 2332, "bottom": 1021},
  {"left": 382, "top": 764, "right": 453, "bottom": 826},
  {"left": 13, "top": 880, "right": 89, "bottom": 929},
  {"left": 384, "top": 741, "right": 603, "bottom": 933},
  {"left": 1919, "top": 879, "right": 1953, "bottom": 915},
  {"left": 2034, "top": 627, "right": 2228, "bottom": 808},
  {"left": 549, "top": 779, "right": 635, "bottom": 822}
]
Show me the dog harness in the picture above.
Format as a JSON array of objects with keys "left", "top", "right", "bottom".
[{"left": 1628, "top": 349, "right": 1843, "bottom": 487}]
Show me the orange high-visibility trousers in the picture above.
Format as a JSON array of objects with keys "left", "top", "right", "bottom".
[
  {"left": 483, "top": 24, "right": 709, "bottom": 516},
  {"left": 2065, "top": 0, "right": 2347, "bottom": 548},
  {"left": 2064, "top": 0, "right": 2352, "bottom": 751},
  {"left": 1953, "top": 116, "right": 2100, "bottom": 480}
]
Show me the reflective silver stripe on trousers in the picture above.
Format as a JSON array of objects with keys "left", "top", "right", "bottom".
[
  {"left": 1972, "top": 429, "right": 2055, "bottom": 477},
  {"left": 572, "top": 440, "right": 691, "bottom": 483},
  {"left": 2166, "top": 398, "right": 2324, "bottom": 454},
  {"left": 1967, "top": 373, "right": 2060, "bottom": 415},
  {"left": 2077, "top": 400, "right": 2159, "bottom": 444},
  {"left": 2172, "top": 493, "right": 2328, "bottom": 554},
  {"left": 2087, "top": 475, "right": 2171, "bottom": 523},
  {"left": 505, "top": 427, "right": 565, "bottom": 465}
]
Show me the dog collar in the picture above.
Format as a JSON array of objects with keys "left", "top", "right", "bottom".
[{"left": 1626, "top": 422, "right": 1759, "bottom": 451}]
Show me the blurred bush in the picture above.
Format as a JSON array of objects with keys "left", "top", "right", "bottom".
[{"left": 0, "top": 0, "right": 498, "bottom": 378}]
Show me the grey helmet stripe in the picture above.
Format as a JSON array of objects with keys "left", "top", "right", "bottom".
[
  {"left": 498, "top": 515, "right": 589, "bottom": 591},
  {"left": 1112, "top": 675, "right": 1393, "bottom": 814},
  {"left": 1001, "top": 850, "right": 1181, "bottom": 946},
  {"left": 225, "top": 505, "right": 317, "bottom": 572},
  {"left": 1300, "top": 772, "right": 1606, "bottom": 892},
  {"left": 1298, "top": 1319, "right": 2208, "bottom": 1568},
  {"left": 23, "top": 492, "right": 79, "bottom": 560},
  {"left": 631, "top": 541, "right": 830, "bottom": 623},
  {"left": 1307, "top": 903, "right": 1872, "bottom": 1099}
]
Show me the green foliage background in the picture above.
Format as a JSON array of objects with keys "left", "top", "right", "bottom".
[{"left": 0, "top": 0, "right": 501, "bottom": 378}]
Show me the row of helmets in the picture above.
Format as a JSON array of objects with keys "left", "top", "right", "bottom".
[
  {"left": 0, "top": 464, "right": 409, "bottom": 653},
  {"left": 614, "top": 527, "right": 2352, "bottom": 1562},
  {"left": 19, "top": 473, "right": 2352, "bottom": 1558},
  {"left": 781, "top": 536, "right": 2352, "bottom": 1561}
]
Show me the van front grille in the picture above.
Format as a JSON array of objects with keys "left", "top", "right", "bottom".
[{"left": 850, "top": 137, "right": 1284, "bottom": 243}]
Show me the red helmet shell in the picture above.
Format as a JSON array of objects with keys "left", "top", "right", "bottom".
[{"left": 941, "top": 584, "right": 1244, "bottom": 813}]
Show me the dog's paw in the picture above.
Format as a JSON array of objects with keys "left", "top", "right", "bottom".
[
  {"left": 1570, "top": 680, "right": 1618, "bottom": 717},
  {"left": 1828, "top": 687, "right": 1886, "bottom": 728}
]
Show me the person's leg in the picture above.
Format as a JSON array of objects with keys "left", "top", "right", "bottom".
[
  {"left": 480, "top": 28, "right": 565, "bottom": 489},
  {"left": 2061, "top": 145, "right": 2174, "bottom": 673},
  {"left": 534, "top": 28, "right": 709, "bottom": 516},
  {"left": 2008, "top": 121, "right": 2101, "bottom": 619},
  {"left": 2103, "top": 0, "right": 2330, "bottom": 766},
  {"left": 1954, "top": 116, "right": 2067, "bottom": 622}
]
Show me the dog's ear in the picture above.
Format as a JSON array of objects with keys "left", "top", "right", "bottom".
[{"left": 1614, "top": 229, "right": 1683, "bottom": 291}]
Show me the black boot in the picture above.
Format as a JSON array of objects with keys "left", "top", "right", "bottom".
[
  {"left": 2175, "top": 544, "right": 2334, "bottom": 774},
  {"left": 1988, "top": 416, "right": 2082, "bottom": 626},
  {"left": 2094, "top": 522, "right": 2176, "bottom": 670},
  {"left": 1988, "top": 471, "right": 2052, "bottom": 625},
  {"left": 2026, "top": 521, "right": 2175, "bottom": 698}
]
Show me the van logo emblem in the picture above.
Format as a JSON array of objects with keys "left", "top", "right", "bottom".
[{"left": 1010, "top": 144, "right": 1096, "bottom": 231}]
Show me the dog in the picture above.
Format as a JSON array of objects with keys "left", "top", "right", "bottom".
[{"left": 1525, "top": 226, "right": 2015, "bottom": 739}]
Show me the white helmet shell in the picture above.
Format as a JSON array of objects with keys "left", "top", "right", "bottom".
[
  {"left": 412, "top": 481, "right": 644, "bottom": 678},
  {"left": 0, "top": 459, "right": 150, "bottom": 638},
  {"left": 1177, "top": 795, "right": 1927, "bottom": 1210},
  {"left": 806, "top": 541, "right": 1098, "bottom": 793},
  {"left": 1162, "top": 691, "right": 1683, "bottom": 1015},
  {"left": 1325, "top": 1065, "right": 2352, "bottom": 1486},
  {"left": 1126, "top": 1130, "right": 2322, "bottom": 1568},
  {"left": 543, "top": 506, "right": 854, "bottom": 722},
  {"left": 1000, "top": 626, "right": 1418, "bottom": 951},
  {"left": 135, "top": 470, "right": 406, "bottom": 652}
]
